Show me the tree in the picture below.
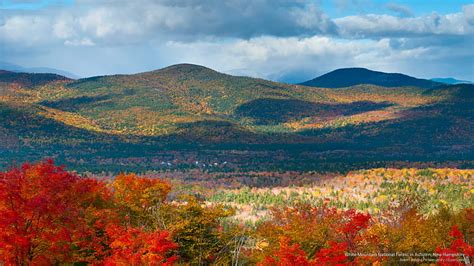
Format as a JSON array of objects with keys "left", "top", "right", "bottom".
[
  {"left": 165, "top": 195, "right": 233, "bottom": 264},
  {"left": 0, "top": 161, "right": 179, "bottom": 265},
  {"left": 112, "top": 173, "right": 171, "bottom": 222},
  {"left": 104, "top": 224, "right": 178, "bottom": 265},
  {"left": 256, "top": 203, "right": 371, "bottom": 262},
  {"left": 259, "top": 237, "right": 314, "bottom": 266},
  {"left": 435, "top": 225, "right": 474, "bottom": 266},
  {"left": 0, "top": 160, "right": 111, "bottom": 264},
  {"left": 340, "top": 209, "right": 371, "bottom": 251},
  {"left": 313, "top": 241, "right": 348, "bottom": 265}
]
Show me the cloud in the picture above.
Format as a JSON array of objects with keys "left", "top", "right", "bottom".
[
  {"left": 0, "top": 0, "right": 335, "bottom": 71},
  {"left": 0, "top": 0, "right": 340, "bottom": 53},
  {"left": 0, "top": 15, "right": 59, "bottom": 56},
  {"left": 332, "top": 0, "right": 372, "bottom": 12},
  {"left": 2, "top": 1, "right": 473, "bottom": 48},
  {"left": 0, "top": 1, "right": 473, "bottom": 81},
  {"left": 64, "top": 38, "right": 95, "bottom": 46},
  {"left": 165, "top": 35, "right": 445, "bottom": 82},
  {"left": 464, "top": 4, "right": 474, "bottom": 25},
  {"left": 334, "top": 6, "right": 474, "bottom": 38},
  {"left": 385, "top": 3, "right": 413, "bottom": 17}
]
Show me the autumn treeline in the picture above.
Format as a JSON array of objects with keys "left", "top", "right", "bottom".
[{"left": 0, "top": 160, "right": 472, "bottom": 265}]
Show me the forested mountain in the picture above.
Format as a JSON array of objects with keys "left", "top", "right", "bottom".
[
  {"left": 300, "top": 67, "right": 442, "bottom": 88},
  {"left": 0, "top": 64, "right": 472, "bottom": 172},
  {"left": 0, "top": 70, "right": 70, "bottom": 88}
]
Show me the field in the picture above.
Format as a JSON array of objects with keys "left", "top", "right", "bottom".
[{"left": 206, "top": 168, "right": 473, "bottom": 223}]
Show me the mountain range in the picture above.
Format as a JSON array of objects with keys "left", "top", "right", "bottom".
[
  {"left": 0, "top": 61, "right": 80, "bottom": 79},
  {"left": 0, "top": 64, "right": 473, "bottom": 172}
]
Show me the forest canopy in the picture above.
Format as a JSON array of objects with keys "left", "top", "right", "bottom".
[{"left": 0, "top": 161, "right": 472, "bottom": 265}]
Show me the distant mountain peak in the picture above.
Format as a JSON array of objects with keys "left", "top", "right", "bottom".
[
  {"left": 0, "top": 61, "right": 79, "bottom": 79},
  {"left": 431, "top": 78, "right": 472, "bottom": 85},
  {"left": 0, "top": 69, "right": 71, "bottom": 88},
  {"left": 164, "top": 63, "right": 213, "bottom": 69},
  {"left": 300, "top": 68, "right": 442, "bottom": 89},
  {"left": 129, "top": 63, "right": 228, "bottom": 83},
  {"left": 153, "top": 63, "right": 220, "bottom": 74}
]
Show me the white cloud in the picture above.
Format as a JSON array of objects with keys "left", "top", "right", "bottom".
[
  {"left": 1, "top": 0, "right": 338, "bottom": 49},
  {"left": 64, "top": 38, "right": 95, "bottom": 46},
  {"left": 2, "top": 2, "right": 473, "bottom": 48},
  {"left": 165, "top": 35, "right": 441, "bottom": 81},
  {"left": 463, "top": 4, "right": 474, "bottom": 24},
  {"left": 335, "top": 6, "right": 474, "bottom": 38},
  {"left": 0, "top": 1, "right": 473, "bottom": 81},
  {"left": 53, "top": 15, "right": 77, "bottom": 39},
  {"left": 0, "top": 16, "right": 52, "bottom": 46},
  {"left": 291, "top": 3, "right": 335, "bottom": 31}
]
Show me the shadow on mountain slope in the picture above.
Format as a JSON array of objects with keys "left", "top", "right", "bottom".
[
  {"left": 40, "top": 95, "right": 114, "bottom": 112},
  {"left": 234, "top": 98, "right": 393, "bottom": 125},
  {"left": 2, "top": 84, "right": 473, "bottom": 172}
]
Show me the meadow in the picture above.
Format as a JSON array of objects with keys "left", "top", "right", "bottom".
[{"left": 207, "top": 168, "right": 473, "bottom": 223}]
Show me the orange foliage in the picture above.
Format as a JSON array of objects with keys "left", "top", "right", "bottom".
[
  {"left": 0, "top": 161, "right": 177, "bottom": 265},
  {"left": 112, "top": 173, "right": 171, "bottom": 213},
  {"left": 1, "top": 161, "right": 472, "bottom": 265},
  {"left": 259, "top": 237, "right": 314, "bottom": 266}
]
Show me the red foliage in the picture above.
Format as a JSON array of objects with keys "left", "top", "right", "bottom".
[
  {"left": 314, "top": 241, "right": 349, "bottom": 265},
  {"left": 104, "top": 225, "right": 178, "bottom": 265},
  {"left": 340, "top": 210, "right": 371, "bottom": 250},
  {"left": 3, "top": 160, "right": 471, "bottom": 265},
  {"left": 341, "top": 210, "right": 371, "bottom": 236},
  {"left": 260, "top": 237, "right": 354, "bottom": 266},
  {"left": 257, "top": 204, "right": 373, "bottom": 265},
  {"left": 0, "top": 160, "right": 178, "bottom": 265},
  {"left": 259, "top": 237, "right": 315, "bottom": 266},
  {"left": 435, "top": 225, "right": 474, "bottom": 266},
  {"left": 0, "top": 160, "right": 109, "bottom": 263}
]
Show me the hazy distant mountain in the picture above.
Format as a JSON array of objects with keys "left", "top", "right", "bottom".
[
  {"left": 300, "top": 68, "right": 442, "bottom": 89},
  {"left": 0, "top": 61, "right": 79, "bottom": 79},
  {"left": 431, "top": 78, "right": 472, "bottom": 85},
  {"left": 268, "top": 69, "right": 316, "bottom": 84}
]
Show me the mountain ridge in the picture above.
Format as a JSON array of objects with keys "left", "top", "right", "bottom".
[
  {"left": 300, "top": 67, "right": 442, "bottom": 89},
  {"left": 0, "top": 61, "right": 80, "bottom": 79},
  {"left": 0, "top": 70, "right": 71, "bottom": 88},
  {"left": 0, "top": 64, "right": 472, "bottom": 172}
]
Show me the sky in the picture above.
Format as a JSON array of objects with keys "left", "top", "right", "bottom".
[{"left": 1, "top": 0, "right": 473, "bottom": 82}]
